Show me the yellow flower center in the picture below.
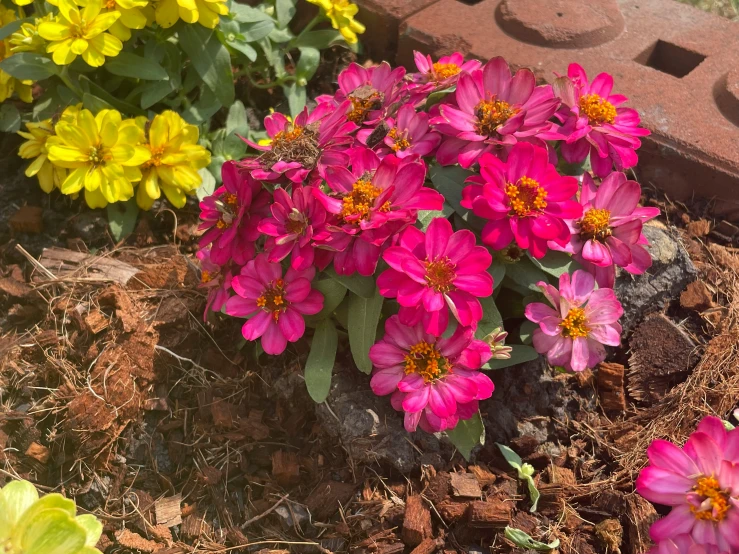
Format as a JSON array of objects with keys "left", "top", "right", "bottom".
[
  {"left": 579, "top": 93, "right": 617, "bottom": 126},
  {"left": 505, "top": 176, "right": 548, "bottom": 217},
  {"left": 215, "top": 192, "right": 239, "bottom": 229},
  {"left": 475, "top": 99, "right": 517, "bottom": 136},
  {"left": 143, "top": 145, "right": 165, "bottom": 168},
  {"left": 87, "top": 145, "right": 109, "bottom": 167},
  {"left": 256, "top": 278, "right": 286, "bottom": 321},
  {"left": 388, "top": 127, "right": 411, "bottom": 152},
  {"left": 559, "top": 307, "right": 589, "bottom": 338},
  {"left": 260, "top": 123, "right": 320, "bottom": 170},
  {"left": 580, "top": 208, "right": 612, "bottom": 241},
  {"left": 404, "top": 340, "right": 448, "bottom": 382},
  {"left": 340, "top": 177, "right": 383, "bottom": 223},
  {"left": 691, "top": 476, "right": 731, "bottom": 522},
  {"left": 105, "top": 0, "right": 117, "bottom": 8},
  {"left": 423, "top": 257, "right": 456, "bottom": 293},
  {"left": 432, "top": 62, "right": 461, "bottom": 81},
  {"left": 347, "top": 89, "right": 384, "bottom": 124},
  {"left": 201, "top": 270, "right": 214, "bottom": 283}
]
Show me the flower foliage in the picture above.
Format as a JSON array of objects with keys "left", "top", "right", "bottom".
[{"left": 197, "top": 51, "right": 658, "bottom": 441}]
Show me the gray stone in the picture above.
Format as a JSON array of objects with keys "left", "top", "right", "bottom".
[{"left": 615, "top": 222, "right": 696, "bottom": 334}]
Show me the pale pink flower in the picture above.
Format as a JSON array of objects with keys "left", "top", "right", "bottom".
[{"left": 376, "top": 103, "right": 441, "bottom": 159}]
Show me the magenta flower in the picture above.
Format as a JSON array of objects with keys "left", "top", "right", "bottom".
[
  {"left": 554, "top": 63, "right": 650, "bottom": 177},
  {"left": 650, "top": 536, "right": 729, "bottom": 554},
  {"left": 197, "top": 247, "right": 232, "bottom": 320},
  {"left": 431, "top": 57, "right": 560, "bottom": 168},
  {"left": 241, "top": 102, "right": 356, "bottom": 185},
  {"left": 636, "top": 416, "right": 739, "bottom": 552},
  {"left": 377, "top": 217, "right": 494, "bottom": 335},
  {"left": 224, "top": 254, "right": 324, "bottom": 355},
  {"left": 411, "top": 51, "right": 482, "bottom": 89},
  {"left": 369, "top": 315, "right": 494, "bottom": 433},
  {"left": 524, "top": 270, "right": 623, "bottom": 372},
  {"left": 374, "top": 103, "right": 441, "bottom": 159},
  {"left": 258, "top": 186, "right": 327, "bottom": 271},
  {"left": 313, "top": 147, "right": 443, "bottom": 276},
  {"left": 563, "top": 172, "right": 660, "bottom": 287},
  {"left": 461, "top": 143, "right": 582, "bottom": 258},
  {"left": 198, "top": 161, "right": 271, "bottom": 266}
]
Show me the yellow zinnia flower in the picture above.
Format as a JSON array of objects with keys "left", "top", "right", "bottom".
[
  {"left": 47, "top": 108, "right": 151, "bottom": 208},
  {"left": 307, "top": 0, "right": 365, "bottom": 44},
  {"left": 10, "top": 15, "right": 52, "bottom": 54},
  {"left": 136, "top": 110, "right": 211, "bottom": 210},
  {"left": 38, "top": 0, "right": 122, "bottom": 67},
  {"left": 18, "top": 119, "right": 68, "bottom": 193},
  {"left": 0, "top": 6, "right": 33, "bottom": 102},
  {"left": 148, "top": 0, "right": 227, "bottom": 29},
  {"left": 80, "top": 0, "right": 148, "bottom": 41}
]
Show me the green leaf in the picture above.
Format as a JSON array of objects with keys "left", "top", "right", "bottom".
[
  {"left": 305, "top": 278, "right": 347, "bottom": 323},
  {"left": 527, "top": 250, "right": 580, "bottom": 278},
  {"left": 0, "top": 103, "right": 21, "bottom": 133},
  {"left": 79, "top": 76, "right": 145, "bottom": 116},
  {"left": 141, "top": 80, "right": 175, "bottom": 110},
  {"left": 0, "top": 480, "right": 40, "bottom": 531},
  {"left": 325, "top": 267, "right": 375, "bottom": 298},
  {"left": 476, "top": 296, "right": 503, "bottom": 340},
  {"left": 347, "top": 289, "right": 384, "bottom": 374},
  {"left": 0, "top": 19, "right": 27, "bottom": 41},
  {"left": 519, "top": 320, "right": 537, "bottom": 344},
  {"left": 305, "top": 319, "right": 338, "bottom": 403},
  {"left": 75, "top": 515, "right": 103, "bottom": 547},
  {"left": 231, "top": 3, "right": 273, "bottom": 23},
  {"left": 485, "top": 344, "right": 539, "bottom": 370},
  {"left": 196, "top": 167, "right": 217, "bottom": 200},
  {"left": 504, "top": 527, "right": 560, "bottom": 551},
  {"left": 282, "top": 81, "right": 306, "bottom": 117},
  {"left": 179, "top": 24, "right": 235, "bottom": 107},
  {"left": 106, "top": 199, "right": 139, "bottom": 242},
  {"left": 105, "top": 52, "right": 168, "bottom": 81},
  {"left": 446, "top": 412, "right": 485, "bottom": 460},
  {"left": 0, "top": 52, "right": 57, "bottom": 80},
  {"left": 504, "top": 258, "right": 548, "bottom": 292},
  {"left": 226, "top": 100, "right": 249, "bottom": 137},
  {"left": 295, "top": 46, "right": 320, "bottom": 83},
  {"left": 16, "top": 508, "right": 87, "bottom": 554},
  {"left": 496, "top": 443, "right": 540, "bottom": 512},
  {"left": 428, "top": 164, "right": 474, "bottom": 218},
  {"left": 293, "top": 29, "right": 343, "bottom": 49},
  {"left": 182, "top": 86, "right": 222, "bottom": 125},
  {"left": 240, "top": 19, "right": 274, "bottom": 42},
  {"left": 416, "top": 204, "right": 455, "bottom": 231},
  {"left": 425, "top": 86, "right": 455, "bottom": 109},
  {"left": 496, "top": 442, "right": 523, "bottom": 468},
  {"left": 227, "top": 37, "right": 258, "bottom": 61},
  {"left": 82, "top": 92, "right": 112, "bottom": 113},
  {"left": 275, "top": 0, "right": 296, "bottom": 28}
]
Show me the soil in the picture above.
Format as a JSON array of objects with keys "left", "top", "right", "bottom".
[{"left": 3, "top": 70, "right": 739, "bottom": 554}]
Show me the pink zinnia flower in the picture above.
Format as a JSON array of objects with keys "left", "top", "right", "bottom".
[
  {"left": 651, "top": 535, "right": 729, "bottom": 554},
  {"left": 562, "top": 172, "right": 660, "bottom": 287},
  {"left": 431, "top": 57, "right": 560, "bottom": 168},
  {"left": 198, "top": 161, "right": 270, "bottom": 266},
  {"left": 319, "top": 62, "right": 406, "bottom": 128},
  {"left": 224, "top": 254, "right": 324, "bottom": 355},
  {"left": 376, "top": 103, "right": 441, "bottom": 159},
  {"left": 411, "top": 51, "right": 481, "bottom": 89},
  {"left": 461, "top": 143, "right": 582, "bottom": 258},
  {"left": 524, "top": 270, "right": 623, "bottom": 372},
  {"left": 241, "top": 102, "right": 355, "bottom": 185},
  {"left": 369, "top": 315, "right": 494, "bottom": 433},
  {"left": 636, "top": 416, "right": 739, "bottom": 552},
  {"left": 554, "top": 63, "right": 650, "bottom": 177},
  {"left": 313, "top": 147, "right": 443, "bottom": 276},
  {"left": 377, "top": 217, "right": 494, "bottom": 335},
  {"left": 197, "top": 247, "right": 232, "bottom": 320},
  {"left": 258, "top": 186, "right": 328, "bottom": 271}
]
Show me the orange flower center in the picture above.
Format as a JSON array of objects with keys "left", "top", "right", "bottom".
[
  {"left": 340, "top": 178, "right": 387, "bottom": 223},
  {"left": 424, "top": 257, "right": 456, "bottom": 293},
  {"left": 579, "top": 93, "right": 617, "bottom": 126},
  {"left": 691, "top": 476, "right": 731, "bottom": 522},
  {"left": 143, "top": 145, "right": 165, "bottom": 169},
  {"left": 347, "top": 90, "right": 384, "bottom": 123},
  {"left": 404, "top": 340, "right": 448, "bottom": 382},
  {"left": 256, "top": 278, "right": 286, "bottom": 322},
  {"left": 273, "top": 125, "right": 304, "bottom": 145},
  {"left": 105, "top": 0, "right": 116, "bottom": 8},
  {"left": 201, "top": 270, "right": 214, "bottom": 283},
  {"left": 432, "top": 62, "right": 461, "bottom": 81},
  {"left": 505, "top": 176, "right": 548, "bottom": 217},
  {"left": 580, "top": 208, "right": 612, "bottom": 241},
  {"left": 560, "top": 307, "right": 588, "bottom": 338},
  {"left": 475, "top": 99, "right": 517, "bottom": 136},
  {"left": 285, "top": 209, "right": 308, "bottom": 235},
  {"left": 388, "top": 127, "right": 411, "bottom": 152},
  {"left": 215, "top": 192, "right": 239, "bottom": 229}
]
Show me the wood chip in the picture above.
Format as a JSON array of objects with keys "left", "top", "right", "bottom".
[
  {"left": 468, "top": 464, "right": 497, "bottom": 487},
  {"left": 597, "top": 362, "right": 627, "bottom": 411},
  {"left": 680, "top": 280, "right": 714, "bottom": 311},
  {"left": 437, "top": 500, "right": 467, "bottom": 523},
  {"left": 9, "top": 206, "right": 43, "bottom": 234},
  {"left": 114, "top": 529, "right": 162, "bottom": 552},
  {"left": 38, "top": 247, "right": 139, "bottom": 285},
  {"left": 305, "top": 480, "right": 356, "bottom": 521},
  {"left": 25, "top": 442, "right": 50, "bottom": 463},
  {"left": 181, "top": 513, "right": 212, "bottom": 539},
  {"left": 402, "top": 495, "right": 432, "bottom": 546},
  {"left": 450, "top": 472, "right": 482, "bottom": 498},
  {"left": 155, "top": 494, "right": 182, "bottom": 527},
  {"left": 0, "top": 277, "right": 32, "bottom": 298},
  {"left": 467, "top": 499, "right": 512, "bottom": 528},
  {"left": 271, "top": 450, "right": 300, "bottom": 487},
  {"left": 84, "top": 310, "right": 109, "bottom": 334},
  {"left": 409, "top": 538, "right": 438, "bottom": 554},
  {"left": 625, "top": 495, "right": 658, "bottom": 554}
]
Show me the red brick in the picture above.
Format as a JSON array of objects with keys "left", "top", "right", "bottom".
[{"left": 357, "top": 0, "right": 739, "bottom": 218}]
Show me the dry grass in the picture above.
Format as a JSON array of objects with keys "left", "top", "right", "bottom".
[{"left": 677, "top": 0, "right": 739, "bottom": 18}]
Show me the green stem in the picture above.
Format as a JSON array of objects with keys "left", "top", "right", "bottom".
[
  {"left": 296, "top": 15, "right": 322, "bottom": 38},
  {"left": 236, "top": 68, "right": 295, "bottom": 89},
  {"left": 57, "top": 67, "right": 83, "bottom": 99}
]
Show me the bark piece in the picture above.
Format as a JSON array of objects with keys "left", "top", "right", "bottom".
[
  {"left": 9, "top": 206, "right": 43, "bottom": 234},
  {"left": 25, "top": 442, "right": 50, "bottom": 463},
  {"left": 468, "top": 464, "right": 497, "bottom": 487},
  {"left": 597, "top": 362, "right": 627, "bottom": 411},
  {"left": 625, "top": 495, "right": 659, "bottom": 554},
  {"left": 437, "top": 499, "right": 467, "bottom": 523},
  {"left": 39, "top": 247, "right": 139, "bottom": 285},
  {"left": 305, "top": 480, "right": 356, "bottom": 521},
  {"left": 114, "top": 530, "right": 162, "bottom": 552},
  {"left": 467, "top": 499, "right": 512, "bottom": 528},
  {"left": 181, "top": 513, "right": 211, "bottom": 539},
  {"left": 450, "top": 472, "right": 482, "bottom": 498},
  {"left": 271, "top": 450, "right": 300, "bottom": 487},
  {"left": 680, "top": 280, "right": 714, "bottom": 311},
  {"left": 402, "top": 495, "right": 432, "bottom": 546},
  {"left": 84, "top": 310, "right": 109, "bottom": 334},
  {"left": 410, "top": 538, "right": 438, "bottom": 554},
  {"left": 155, "top": 494, "right": 182, "bottom": 527}
]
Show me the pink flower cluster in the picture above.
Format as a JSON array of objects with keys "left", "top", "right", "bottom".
[
  {"left": 637, "top": 416, "right": 739, "bottom": 553},
  {"left": 197, "top": 52, "right": 657, "bottom": 432}
]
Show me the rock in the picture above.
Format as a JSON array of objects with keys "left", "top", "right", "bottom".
[
  {"left": 615, "top": 223, "right": 697, "bottom": 334},
  {"left": 316, "top": 363, "right": 427, "bottom": 473}
]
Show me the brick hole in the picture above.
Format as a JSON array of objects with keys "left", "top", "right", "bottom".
[
  {"left": 455, "top": 0, "right": 484, "bottom": 4},
  {"left": 635, "top": 40, "right": 706, "bottom": 78}
]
